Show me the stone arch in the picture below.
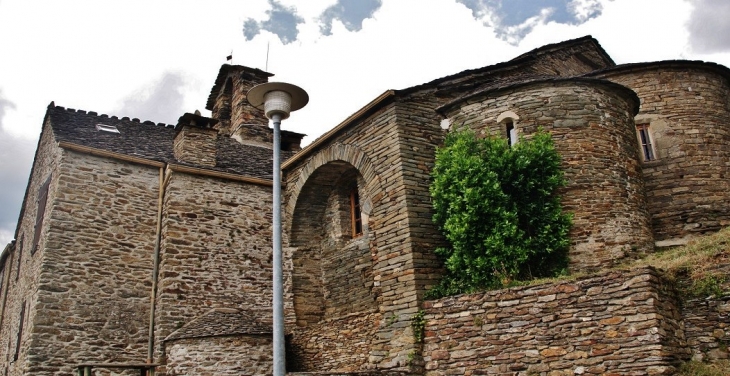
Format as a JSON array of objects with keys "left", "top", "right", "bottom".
[
  {"left": 286, "top": 143, "right": 382, "bottom": 327},
  {"left": 286, "top": 143, "right": 382, "bottom": 235}
]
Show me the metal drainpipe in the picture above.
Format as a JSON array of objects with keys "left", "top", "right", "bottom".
[
  {"left": 272, "top": 113, "right": 286, "bottom": 376},
  {"left": 147, "top": 165, "right": 168, "bottom": 363}
]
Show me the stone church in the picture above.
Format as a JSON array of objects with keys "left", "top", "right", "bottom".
[{"left": 1, "top": 36, "right": 729, "bottom": 375}]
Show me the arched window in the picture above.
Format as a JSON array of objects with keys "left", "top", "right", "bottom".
[{"left": 497, "top": 111, "right": 520, "bottom": 147}]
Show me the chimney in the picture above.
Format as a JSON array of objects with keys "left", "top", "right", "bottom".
[
  {"left": 206, "top": 65, "right": 273, "bottom": 144},
  {"left": 173, "top": 112, "right": 219, "bottom": 167}
]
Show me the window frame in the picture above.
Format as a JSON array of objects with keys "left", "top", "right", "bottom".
[
  {"left": 32, "top": 175, "right": 51, "bottom": 254},
  {"left": 15, "top": 235, "right": 23, "bottom": 281},
  {"left": 14, "top": 301, "right": 25, "bottom": 361},
  {"left": 636, "top": 123, "right": 656, "bottom": 162},
  {"left": 349, "top": 187, "right": 363, "bottom": 238},
  {"left": 497, "top": 111, "right": 520, "bottom": 147}
]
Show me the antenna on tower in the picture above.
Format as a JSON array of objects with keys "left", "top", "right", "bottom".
[{"left": 266, "top": 41, "right": 270, "bottom": 71}]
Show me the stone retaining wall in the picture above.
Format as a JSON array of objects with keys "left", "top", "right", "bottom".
[{"left": 422, "top": 267, "right": 688, "bottom": 375}]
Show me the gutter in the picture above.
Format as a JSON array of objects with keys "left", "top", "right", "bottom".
[{"left": 147, "top": 165, "right": 168, "bottom": 362}]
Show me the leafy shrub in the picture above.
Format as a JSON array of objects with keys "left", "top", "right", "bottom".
[{"left": 428, "top": 130, "right": 571, "bottom": 297}]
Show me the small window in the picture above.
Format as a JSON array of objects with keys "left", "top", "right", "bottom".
[
  {"left": 95, "top": 123, "right": 120, "bottom": 134},
  {"left": 33, "top": 175, "right": 51, "bottom": 253},
  {"left": 15, "top": 235, "right": 23, "bottom": 281},
  {"left": 505, "top": 120, "right": 518, "bottom": 147},
  {"left": 637, "top": 124, "right": 655, "bottom": 161},
  {"left": 14, "top": 301, "right": 26, "bottom": 361},
  {"left": 350, "top": 187, "right": 363, "bottom": 238},
  {"left": 497, "top": 111, "right": 520, "bottom": 147}
]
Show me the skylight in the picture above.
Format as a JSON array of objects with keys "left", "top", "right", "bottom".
[{"left": 95, "top": 124, "right": 120, "bottom": 134}]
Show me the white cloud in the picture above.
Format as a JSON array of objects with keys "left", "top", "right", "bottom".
[{"left": 1, "top": 0, "right": 730, "bottom": 245}]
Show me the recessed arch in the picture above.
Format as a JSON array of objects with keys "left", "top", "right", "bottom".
[
  {"left": 285, "top": 143, "right": 382, "bottom": 327},
  {"left": 286, "top": 143, "right": 381, "bottom": 236}
]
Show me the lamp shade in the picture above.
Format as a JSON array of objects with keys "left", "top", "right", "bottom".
[{"left": 247, "top": 82, "right": 309, "bottom": 120}]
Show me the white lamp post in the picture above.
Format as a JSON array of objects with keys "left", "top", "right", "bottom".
[{"left": 247, "top": 82, "right": 308, "bottom": 376}]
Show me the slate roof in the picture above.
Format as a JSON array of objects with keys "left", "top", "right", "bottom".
[
  {"left": 164, "top": 308, "right": 272, "bottom": 341},
  {"left": 47, "top": 102, "right": 288, "bottom": 178}
]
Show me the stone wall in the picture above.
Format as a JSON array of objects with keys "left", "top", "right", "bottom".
[
  {"left": 0, "top": 121, "right": 61, "bottom": 375},
  {"left": 393, "top": 93, "right": 447, "bottom": 302},
  {"left": 0, "top": 118, "right": 63, "bottom": 376},
  {"left": 679, "top": 262, "right": 730, "bottom": 362},
  {"left": 29, "top": 148, "right": 159, "bottom": 375},
  {"left": 284, "top": 99, "right": 432, "bottom": 371},
  {"left": 593, "top": 63, "right": 730, "bottom": 243},
  {"left": 422, "top": 267, "right": 688, "bottom": 375},
  {"left": 289, "top": 310, "right": 382, "bottom": 372},
  {"left": 209, "top": 65, "right": 271, "bottom": 142},
  {"left": 441, "top": 79, "right": 653, "bottom": 270},
  {"left": 230, "top": 68, "right": 272, "bottom": 144},
  {"left": 154, "top": 172, "right": 274, "bottom": 364},
  {"left": 683, "top": 297, "right": 730, "bottom": 363},
  {"left": 165, "top": 335, "right": 273, "bottom": 376},
  {"left": 173, "top": 125, "right": 217, "bottom": 167}
]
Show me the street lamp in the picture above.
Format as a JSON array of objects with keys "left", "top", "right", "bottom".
[{"left": 247, "top": 82, "right": 308, "bottom": 376}]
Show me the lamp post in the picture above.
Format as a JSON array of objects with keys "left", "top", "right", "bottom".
[{"left": 247, "top": 82, "right": 308, "bottom": 376}]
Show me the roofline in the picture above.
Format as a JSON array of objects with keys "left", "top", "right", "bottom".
[
  {"left": 59, "top": 142, "right": 274, "bottom": 186},
  {"left": 281, "top": 90, "right": 396, "bottom": 170},
  {"left": 400, "top": 35, "right": 614, "bottom": 96},
  {"left": 59, "top": 142, "right": 166, "bottom": 168},
  {"left": 509, "top": 35, "right": 615, "bottom": 66},
  {"left": 0, "top": 240, "right": 15, "bottom": 265},
  {"left": 167, "top": 164, "right": 273, "bottom": 186},
  {"left": 436, "top": 77, "right": 640, "bottom": 117},
  {"left": 587, "top": 59, "right": 730, "bottom": 82},
  {"left": 12, "top": 103, "right": 57, "bottom": 242}
]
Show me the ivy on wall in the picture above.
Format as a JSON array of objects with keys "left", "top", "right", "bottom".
[{"left": 427, "top": 130, "right": 572, "bottom": 298}]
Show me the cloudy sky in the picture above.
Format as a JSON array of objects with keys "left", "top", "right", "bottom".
[{"left": 1, "top": 0, "right": 730, "bottom": 245}]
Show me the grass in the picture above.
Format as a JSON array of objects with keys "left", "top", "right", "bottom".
[
  {"left": 678, "top": 360, "right": 730, "bottom": 376},
  {"left": 626, "top": 226, "right": 730, "bottom": 299},
  {"left": 511, "top": 226, "right": 730, "bottom": 298}
]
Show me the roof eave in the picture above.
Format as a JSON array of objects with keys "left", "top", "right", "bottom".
[{"left": 281, "top": 89, "right": 396, "bottom": 170}]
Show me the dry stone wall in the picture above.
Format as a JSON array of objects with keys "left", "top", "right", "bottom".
[
  {"left": 593, "top": 64, "right": 730, "bottom": 243},
  {"left": 30, "top": 148, "right": 159, "bottom": 375},
  {"left": 678, "top": 262, "right": 730, "bottom": 362},
  {"left": 154, "top": 172, "right": 274, "bottom": 363},
  {"left": 442, "top": 79, "right": 653, "bottom": 270},
  {"left": 422, "top": 267, "right": 688, "bottom": 375}
]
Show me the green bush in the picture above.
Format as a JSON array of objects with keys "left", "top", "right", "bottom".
[{"left": 428, "top": 130, "right": 571, "bottom": 298}]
